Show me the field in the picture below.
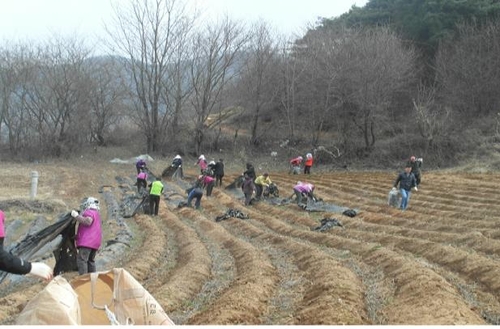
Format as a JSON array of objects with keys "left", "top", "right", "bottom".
[{"left": 1, "top": 156, "right": 500, "bottom": 325}]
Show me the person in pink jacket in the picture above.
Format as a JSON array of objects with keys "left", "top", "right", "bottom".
[
  {"left": 198, "top": 174, "right": 215, "bottom": 196},
  {"left": 195, "top": 155, "right": 208, "bottom": 174},
  {"left": 0, "top": 210, "right": 5, "bottom": 248},
  {"left": 292, "top": 181, "right": 315, "bottom": 205},
  {"left": 71, "top": 197, "right": 102, "bottom": 275},
  {"left": 136, "top": 168, "right": 148, "bottom": 193}
]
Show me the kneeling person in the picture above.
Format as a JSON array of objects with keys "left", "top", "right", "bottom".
[{"left": 254, "top": 173, "right": 272, "bottom": 199}]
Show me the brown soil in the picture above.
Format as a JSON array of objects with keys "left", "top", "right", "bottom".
[{"left": 0, "top": 157, "right": 499, "bottom": 325}]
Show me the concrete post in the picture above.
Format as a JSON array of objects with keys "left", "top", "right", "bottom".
[{"left": 30, "top": 171, "right": 39, "bottom": 199}]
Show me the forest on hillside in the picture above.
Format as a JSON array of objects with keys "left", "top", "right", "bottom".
[{"left": 0, "top": 0, "right": 499, "bottom": 168}]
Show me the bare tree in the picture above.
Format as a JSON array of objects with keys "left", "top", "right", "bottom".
[
  {"left": 86, "top": 57, "right": 129, "bottom": 146},
  {"left": 188, "top": 17, "right": 249, "bottom": 154},
  {"left": 0, "top": 38, "right": 92, "bottom": 157},
  {"left": 278, "top": 39, "right": 306, "bottom": 141},
  {"left": 235, "top": 21, "right": 282, "bottom": 146},
  {"left": 435, "top": 21, "right": 500, "bottom": 122},
  {"left": 28, "top": 38, "right": 92, "bottom": 156},
  {"left": 293, "top": 28, "right": 344, "bottom": 148},
  {"left": 412, "top": 82, "right": 451, "bottom": 153},
  {"left": 335, "top": 27, "right": 417, "bottom": 151},
  {"left": 106, "top": 0, "right": 195, "bottom": 153},
  {"left": 0, "top": 44, "right": 32, "bottom": 152}
]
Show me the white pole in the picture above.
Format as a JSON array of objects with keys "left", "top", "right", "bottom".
[{"left": 30, "top": 171, "right": 39, "bottom": 199}]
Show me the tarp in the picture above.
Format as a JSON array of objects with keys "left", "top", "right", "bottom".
[{"left": 0, "top": 214, "right": 76, "bottom": 283}]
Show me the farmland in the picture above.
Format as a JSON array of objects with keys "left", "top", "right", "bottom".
[{"left": 0, "top": 158, "right": 499, "bottom": 325}]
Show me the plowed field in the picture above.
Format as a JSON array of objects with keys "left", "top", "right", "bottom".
[{"left": 1, "top": 159, "right": 500, "bottom": 325}]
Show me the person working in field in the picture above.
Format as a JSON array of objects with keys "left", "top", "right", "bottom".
[
  {"left": 149, "top": 177, "right": 164, "bottom": 216},
  {"left": 195, "top": 155, "right": 208, "bottom": 174},
  {"left": 393, "top": 163, "right": 418, "bottom": 211},
  {"left": 304, "top": 153, "right": 314, "bottom": 174},
  {"left": 198, "top": 174, "right": 215, "bottom": 197},
  {"left": 0, "top": 209, "right": 4, "bottom": 248},
  {"left": 71, "top": 197, "right": 103, "bottom": 275},
  {"left": 136, "top": 168, "right": 148, "bottom": 194},
  {"left": 254, "top": 172, "right": 272, "bottom": 200},
  {"left": 407, "top": 155, "right": 423, "bottom": 187},
  {"left": 242, "top": 174, "right": 256, "bottom": 206},
  {"left": 289, "top": 156, "right": 303, "bottom": 174},
  {"left": 0, "top": 209, "right": 53, "bottom": 280},
  {"left": 135, "top": 158, "right": 147, "bottom": 174},
  {"left": 214, "top": 158, "right": 225, "bottom": 187},
  {"left": 186, "top": 186, "right": 203, "bottom": 209},
  {"left": 292, "top": 181, "right": 316, "bottom": 205}
]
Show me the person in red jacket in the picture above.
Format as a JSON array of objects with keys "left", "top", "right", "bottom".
[
  {"left": 304, "top": 153, "right": 313, "bottom": 174},
  {"left": 289, "top": 156, "right": 303, "bottom": 174},
  {"left": 71, "top": 197, "right": 103, "bottom": 275}
]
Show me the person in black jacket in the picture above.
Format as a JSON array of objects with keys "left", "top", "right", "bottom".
[
  {"left": 1, "top": 245, "right": 53, "bottom": 281},
  {"left": 214, "top": 159, "right": 225, "bottom": 187},
  {"left": 0, "top": 210, "right": 53, "bottom": 280},
  {"left": 243, "top": 163, "right": 256, "bottom": 180},
  {"left": 393, "top": 164, "right": 418, "bottom": 211}
]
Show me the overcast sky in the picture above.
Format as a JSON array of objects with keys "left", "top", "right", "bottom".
[{"left": 0, "top": 0, "right": 368, "bottom": 42}]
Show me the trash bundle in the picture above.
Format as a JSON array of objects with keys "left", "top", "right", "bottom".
[
  {"left": 388, "top": 189, "right": 400, "bottom": 208},
  {"left": 342, "top": 209, "right": 357, "bottom": 217},
  {"left": 215, "top": 208, "right": 249, "bottom": 222},
  {"left": 263, "top": 183, "right": 280, "bottom": 198},
  {"left": 312, "top": 218, "right": 343, "bottom": 232}
]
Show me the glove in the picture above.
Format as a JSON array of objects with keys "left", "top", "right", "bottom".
[
  {"left": 29, "top": 262, "right": 53, "bottom": 281},
  {"left": 414, "top": 186, "right": 418, "bottom": 192},
  {"left": 71, "top": 210, "right": 79, "bottom": 218}
]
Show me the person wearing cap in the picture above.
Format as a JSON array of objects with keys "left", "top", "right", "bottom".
[
  {"left": 149, "top": 177, "right": 164, "bottom": 216},
  {"left": 289, "top": 156, "right": 303, "bottom": 174},
  {"left": 254, "top": 173, "right": 272, "bottom": 200},
  {"left": 172, "top": 155, "right": 182, "bottom": 167},
  {"left": 407, "top": 155, "right": 423, "bottom": 187},
  {"left": 304, "top": 153, "right": 314, "bottom": 174},
  {"left": 214, "top": 159, "right": 225, "bottom": 187},
  {"left": 71, "top": 197, "right": 103, "bottom": 274},
  {"left": 393, "top": 164, "right": 418, "bottom": 211},
  {"left": 195, "top": 155, "right": 208, "bottom": 174},
  {"left": 171, "top": 154, "right": 183, "bottom": 178},
  {"left": 206, "top": 160, "right": 216, "bottom": 176}
]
